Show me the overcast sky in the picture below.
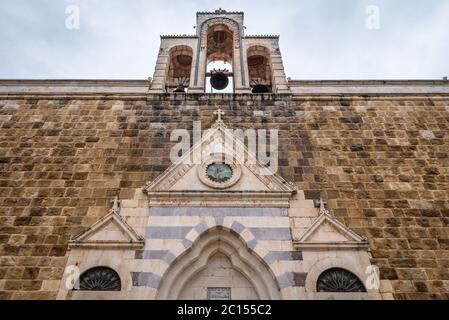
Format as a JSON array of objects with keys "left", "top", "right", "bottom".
[{"left": 0, "top": 0, "right": 448, "bottom": 80}]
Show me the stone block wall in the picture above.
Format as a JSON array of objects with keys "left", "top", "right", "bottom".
[{"left": 0, "top": 93, "right": 448, "bottom": 299}]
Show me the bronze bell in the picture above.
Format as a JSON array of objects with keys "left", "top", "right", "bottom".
[
  {"left": 252, "top": 84, "right": 270, "bottom": 94},
  {"left": 210, "top": 72, "right": 229, "bottom": 91},
  {"left": 173, "top": 84, "right": 186, "bottom": 93}
]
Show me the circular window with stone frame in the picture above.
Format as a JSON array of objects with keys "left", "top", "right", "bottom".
[{"left": 198, "top": 156, "right": 242, "bottom": 189}]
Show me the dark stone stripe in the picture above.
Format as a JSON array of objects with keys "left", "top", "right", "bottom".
[
  {"left": 146, "top": 226, "right": 291, "bottom": 241},
  {"left": 146, "top": 227, "right": 192, "bottom": 239},
  {"left": 293, "top": 272, "right": 308, "bottom": 287},
  {"left": 247, "top": 239, "right": 258, "bottom": 251},
  {"left": 276, "top": 272, "right": 308, "bottom": 289},
  {"left": 150, "top": 207, "right": 288, "bottom": 217},
  {"left": 182, "top": 239, "right": 193, "bottom": 250},
  {"left": 249, "top": 228, "right": 292, "bottom": 241},
  {"left": 134, "top": 250, "right": 176, "bottom": 264},
  {"left": 194, "top": 222, "right": 209, "bottom": 234},
  {"left": 276, "top": 273, "right": 294, "bottom": 289},
  {"left": 263, "top": 251, "right": 303, "bottom": 265},
  {"left": 131, "top": 272, "right": 161, "bottom": 288},
  {"left": 231, "top": 221, "right": 245, "bottom": 234},
  {"left": 164, "top": 252, "right": 177, "bottom": 264}
]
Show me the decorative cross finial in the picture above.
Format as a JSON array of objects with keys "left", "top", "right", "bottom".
[
  {"left": 111, "top": 196, "right": 120, "bottom": 212},
  {"left": 314, "top": 198, "right": 330, "bottom": 215},
  {"left": 319, "top": 198, "right": 326, "bottom": 212},
  {"left": 214, "top": 108, "right": 225, "bottom": 122}
]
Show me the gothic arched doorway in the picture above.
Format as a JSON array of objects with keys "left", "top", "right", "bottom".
[{"left": 157, "top": 229, "right": 281, "bottom": 300}]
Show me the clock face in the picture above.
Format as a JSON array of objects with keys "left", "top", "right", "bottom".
[{"left": 206, "top": 163, "right": 233, "bottom": 183}]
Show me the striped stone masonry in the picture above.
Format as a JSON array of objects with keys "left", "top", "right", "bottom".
[{"left": 127, "top": 207, "right": 303, "bottom": 290}]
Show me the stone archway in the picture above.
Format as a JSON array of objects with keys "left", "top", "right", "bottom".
[{"left": 157, "top": 229, "right": 281, "bottom": 300}]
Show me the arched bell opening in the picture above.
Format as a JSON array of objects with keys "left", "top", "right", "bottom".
[
  {"left": 247, "top": 46, "right": 273, "bottom": 94},
  {"left": 205, "top": 24, "right": 235, "bottom": 93},
  {"left": 166, "top": 45, "right": 193, "bottom": 93},
  {"left": 206, "top": 61, "right": 234, "bottom": 93}
]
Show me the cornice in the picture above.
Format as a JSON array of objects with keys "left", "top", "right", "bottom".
[
  {"left": 1, "top": 79, "right": 448, "bottom": 98},
  {"left": 288, "top": 79, "right": 449, "bottom": 86},
  {"left": 244, "top": 35, "right": 280, "bottom": 39},
  {"left": 145, "top": 191, "right": 293, "bottom": 208},
  {"left": 161, "top": 35, "right": 198, "bottom": 39},
  {"left": 197, "top": 10, "right": 244, "bottom": 15}
]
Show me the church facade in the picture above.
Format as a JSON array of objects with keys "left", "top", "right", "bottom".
[{"left": 1, "top": 10, "right": 449, "bottom": 300}]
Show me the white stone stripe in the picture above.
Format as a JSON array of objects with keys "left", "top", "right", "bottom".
[{"left": 147, "top": 216, "right": 289, "bottom": 228}]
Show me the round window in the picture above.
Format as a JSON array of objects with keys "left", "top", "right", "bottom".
[{"left": 206, "top": 162, "right": 233, "bottom": 183}]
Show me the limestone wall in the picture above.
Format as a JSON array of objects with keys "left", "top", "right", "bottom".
[{"left": 0, "top": 91, "right": 448, "bottom": 299}]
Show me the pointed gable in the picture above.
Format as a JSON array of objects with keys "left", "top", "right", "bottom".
[
  {"left": 294, "top": 200, "right": 369, "bottom": 250},
  {"left": 143, "top": 113, "right": 296, "bottom": 207},
  {"left": 69, "top": 198, "right": 145, "bottom": 249}
]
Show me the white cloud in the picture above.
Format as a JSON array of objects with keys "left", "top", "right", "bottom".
[{"left": 0, "top": 0, "right": 447, "bottom": 79}]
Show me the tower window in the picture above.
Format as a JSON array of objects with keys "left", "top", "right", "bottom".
[
  {"left": 247, "top": 46, "right": 273, "bottom": 94},
  {"left": 206, "top": 24, "right": 234, "bottom": 93},
  {"left": 166, "top": 45, "right": 193, "bottom": 93}
]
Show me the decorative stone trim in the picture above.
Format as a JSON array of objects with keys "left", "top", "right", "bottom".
[
  {"left": 143, "top": 119, "right": 297, "bottom": 207},
  {"left": 149, "top": 207, "right": 288, "bottom": 217},
  {"left": 156, "top": 229, "right": 281, "bottom": 300},
  {"left": 69, "top": 200, "right": 145, "bottom": 249},
  {"left": 145, "top": 191, "right": 293, "bottom": 208},
  {"left": 150, "top": 218, "right": 299, "bottom": 297},
  {"left": 293, "top": 199, "right": 369, "bottom": 251},
  {"left": 161, "top": 221, "right": 260, "bottom": 271},
  {"left": 68, "top": 242, "right": 145, "bottom": 250}
]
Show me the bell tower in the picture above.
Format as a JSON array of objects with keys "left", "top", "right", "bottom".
[{"left": 149, "top": 9, "right": 290, "bottom": 94}]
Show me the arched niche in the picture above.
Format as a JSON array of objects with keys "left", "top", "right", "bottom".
[
  {"left": 194, "top": 17, "right": 247, "bottom": 92},
  {"left": 206, "top": 24, "right": 234, "bottom": 64},
  {"left": 247, "top": 46, "right": 273, "bottom": 93},
  {"left": 317, "top": 268, "right": 367, "bottom": 293},
  {"left": 157, "top": 229, "right": 281, "bottom": 300},
  {"left": 76, "top": 266, "right": 122, "bottom": 292},
  {"left": 205, "top": 23, "right": 234, "bottom": 92},
  {"left": 166, "top": 45, "right": 194, "bottom": 92}
]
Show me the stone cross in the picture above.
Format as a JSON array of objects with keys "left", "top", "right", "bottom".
[
  {"left": 111, "top": 196, "right": 120, "bottom": 212},
  {"left": 214, "top": 108, "right": 225, "bottom": 122},
  {"left": 319, "top": 198, "right": 330, "bottom": 215},
  {"left": 315, "top": 198, "right": 330, "bottom": 215}
]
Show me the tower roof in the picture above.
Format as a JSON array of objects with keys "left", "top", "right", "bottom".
[{"left": 196, "top": 8, "right": 244, "bottom": 15}]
